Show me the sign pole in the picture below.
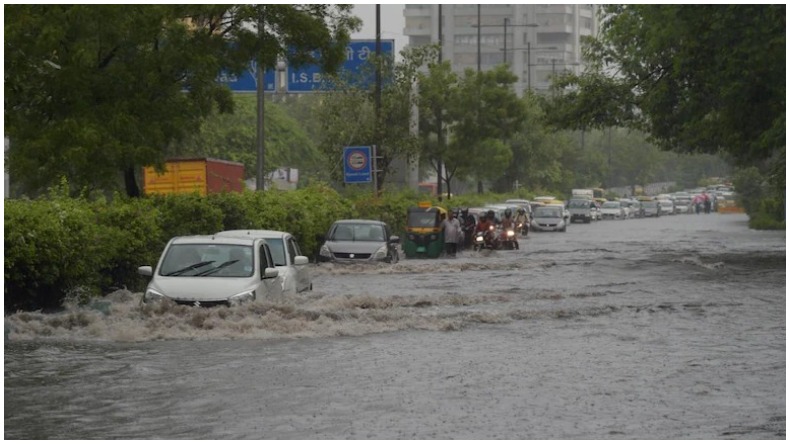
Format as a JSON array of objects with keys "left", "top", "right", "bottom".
[{"left": 372, "top": 145, "right": 378, "bottom": 197}]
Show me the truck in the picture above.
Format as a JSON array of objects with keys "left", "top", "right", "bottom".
[
  {"left": 571, "top": 189, "right": 594, "bottom": 200},
  {"left": 143, "top": 158, "right": 245, "bottom": 196}
]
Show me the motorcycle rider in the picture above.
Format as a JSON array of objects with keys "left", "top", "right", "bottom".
[
  {"left": 475, "top": 213, "right": 496, "bottom": 249},
  {"left": 500, "top": 208, "right": 519, "bottom": 250},
  {"left": 514, "top": 207, "right": 529, "bottom": 236}
]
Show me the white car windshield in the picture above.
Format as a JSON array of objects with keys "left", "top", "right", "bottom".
[
  {"left": 602, "top": 202, "right": 620, "bottom": 208},
  {"left": 159, "top": 244, "right": 253, "bottom": 278},
  {"left": 535, "top": 207, "right": 562, "bottom": 218},
  {"left": 331, "top": 223, "right": 386, "bottom": 242}
]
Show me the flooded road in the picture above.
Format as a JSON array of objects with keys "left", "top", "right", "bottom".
[{"left": 5, "top": 213, "right": 785, "bottom": 439}]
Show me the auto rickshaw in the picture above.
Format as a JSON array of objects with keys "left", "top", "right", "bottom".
[{"left": 403, "top": 202, "right": 447, "bottom": 259}]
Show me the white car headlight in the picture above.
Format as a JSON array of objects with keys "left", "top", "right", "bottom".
[
  {"left": 373, "top": 245, "right": 388, "bottom": 260},
  {"left": 144, "top": 288, "right": 165, "bottom": 303},
  {"left": 228, "top": 290, "right": 255, "bottom": 305},
  {"left": 319, "top": 244, "right": 331, "bottom": 257},
  {"left": 506, "top": 230, "right": 515, "bottom": 237}
]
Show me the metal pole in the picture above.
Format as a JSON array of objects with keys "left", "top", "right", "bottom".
[
  {"left": 437, "top": 4, "right": 443, "bottom": 202},
  {"left": 527, "top": 42, "right": 531, "bottom": 92},
  {"left": 375, "top": 4, "right": 381, "bottom": 196},
  {"left": 255, "top": 17, "right": 265, "bottom": 191},
  {"left": 503, "top": 18, "right": 508, "bottom": 65},
  {"left": 477, "top": 5, "right": 481, "bottom": 72}
]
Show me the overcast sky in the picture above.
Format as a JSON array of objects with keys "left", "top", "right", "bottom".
[{"left": 351, "top": 4, "right": 407, "bottom": 55}]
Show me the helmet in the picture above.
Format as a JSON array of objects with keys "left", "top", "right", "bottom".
[
  {"left": 479, "top": 214, "right": 487, "bottom": 222},
  {"left": 504, "top": 208, "right": 512, "bottom": 218},
  {"left": 487, "top": 210, "right": 495, "bottom": 219}
]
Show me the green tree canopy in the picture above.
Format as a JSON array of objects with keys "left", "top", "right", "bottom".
[
  {"left": 5, "top": 5, "right": 360, "bottom": 197},
  {"left": 546, "top": 5, "right": 784, "bottom": 170}
]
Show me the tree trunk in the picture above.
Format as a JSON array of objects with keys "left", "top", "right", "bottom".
[{"left": 124, "top": 166, "right": 141, "bottom": 198}]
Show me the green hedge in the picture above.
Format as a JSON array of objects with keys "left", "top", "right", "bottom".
[{"left": 4, "top": 184, "right": 543, "bottom": 311}]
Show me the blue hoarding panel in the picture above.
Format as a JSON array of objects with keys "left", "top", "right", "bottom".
[
  {"left": 343, "top": 146, "right": 372, "bottom": 183},
  {"left": 217, "top": 62, "right": 276, "bottom": 92},
  {"left": 287, "top": 40, "right": 394, "bottom": 93}
]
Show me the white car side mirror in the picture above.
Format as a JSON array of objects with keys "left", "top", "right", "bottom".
[
  {"left": 138, "top": 266, "right": 153, "bottom": 276},
  {"left": 263, "top": 267, "right": 279, "bottom": 279},
  {"left": 294, "top": 256, "right": 309, "bottom": 266}
]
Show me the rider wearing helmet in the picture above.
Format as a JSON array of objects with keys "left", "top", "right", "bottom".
[
  {"left": 501, "top": 208, "right": 515, "bottom": 231},
  {"left": 514, "top": 207, "right": 529, "bottom": 235}
]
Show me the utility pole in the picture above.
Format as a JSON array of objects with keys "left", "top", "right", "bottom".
[
  {"left": 374, "top": 4, "right": 382, "bottom": 196},
  {"left": 255, "top": 14, "right": 266, "bottom": 191},
  {"left": 437, "top": 4, "right": 443, "bottom": 202},
  {"left": 503, "top": 18, "right": 508, "bottom": 65}
]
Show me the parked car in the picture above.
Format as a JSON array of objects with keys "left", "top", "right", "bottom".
[
  {"left": 530, "top": 205, "right": 567, "bottom": 232},
  {"left": 216, "top": 230, "right": 312, "bottom": 295},
  {"left": 600, "top": 201, "right": 626, "bottom": 220},
  {"left": 137, "top": 235, "right": 282, "bottom": 306},
  {"left": 318, "top": 219, "right": 400, "bottom": 263}
]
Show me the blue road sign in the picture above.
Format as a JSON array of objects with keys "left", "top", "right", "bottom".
[
  {"left": 217, "top": 61, "right": 276, "bottom": 92},
  {"left": 287, "top": 40, "right": 394, "bottom": 93},
  {"left": 343, "top": 146, "right": 372, "bottom": 183}
]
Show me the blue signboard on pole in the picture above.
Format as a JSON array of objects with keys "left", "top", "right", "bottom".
[
  {"left": 287, "top": 40, "right": 394, "bottom": 93},
  {"left": 217, "top": 61, "right": 276, "bottom": 93},
  {"left": 343, "top": 146, "right": 372, "bottom": 183}
]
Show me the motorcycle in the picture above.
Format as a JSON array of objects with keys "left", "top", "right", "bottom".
[
  {"left": 473, "top": 226, "right": 498, "bottom": 251},
  {"left": 499, "top": 227, "right": 519, "bottom": 250},
  {"left": 516, "top": 220, "right": 529, "bottom": 236}
]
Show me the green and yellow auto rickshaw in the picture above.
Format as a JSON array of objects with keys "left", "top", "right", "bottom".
[{"left": 403, "top": 202, "right": 447, "bottom": 259}]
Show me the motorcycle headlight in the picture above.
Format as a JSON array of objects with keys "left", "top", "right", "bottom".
[
  {"left": 144, "top": 288, "right": 165, "bottom": 303},
  {"left": 373, "top": 245, "right": 388, "bottom": 260},
  {"left": 506, "top": 230, "right": 515, "bottom": 237},
  {"left": 319, "top": 244, "right": 331, "bottom": 257},
  {"left": 475, "top": 235, "right": 484, "bottom": 242},
  {"left": 228, "top": 289, "right": 255, "bottom": 305}
]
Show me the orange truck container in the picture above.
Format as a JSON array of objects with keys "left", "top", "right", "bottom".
[{"left": 143, "top": 158, "right": 245, "bottom": 196}]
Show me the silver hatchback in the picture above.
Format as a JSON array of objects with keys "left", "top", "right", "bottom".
[{"left": 318, "top": 219, "right": 400, "bottom": 263}]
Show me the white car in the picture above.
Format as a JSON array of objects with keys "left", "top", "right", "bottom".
[
  {"left": 600, "top": 201, "right": 626, "bottom": 220},
  {"left": 138, "top": 235, "right": 282, "bottom": 306},
  {"left": 217, "top": 230, "right": 312, "bottom": 295},
  {"left": 658, "top": 199, "right": 675, "bottom": 216}
]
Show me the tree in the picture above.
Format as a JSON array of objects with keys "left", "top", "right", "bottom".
[
  {"left": 314, "top": 45, "right": 431, "bottom": 192},
  {"left": 546, "top": 5, "right": 784, "bottom": 176},
  {"left": 417, "top": 59, "right": 458, "bottom": 200},
  {"left": 5, "top": 5, "right": 360, "bottom": 197},
  {"left": 170, "top": 95, "right": 323, "bottom": 183},
  {"left": 451, "top": 65, "right": 525, "bottom": 194}
]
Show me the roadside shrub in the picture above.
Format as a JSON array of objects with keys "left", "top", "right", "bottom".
[
  {"left": 5, "top": 197, "right": 119, "bottom": 310},
  {"left": 148, "top": 192, "right": 225, "bottom": 241},
  {"left": 206, "top": 191, "right": 258, "bottom": 230},
  {"left": 91, "top": 195, "right": 163, "bottom": 292}
]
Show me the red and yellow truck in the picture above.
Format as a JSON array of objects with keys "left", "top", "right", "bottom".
[{"left": 143, "top": 158, "right": 245, "bottom": 196}]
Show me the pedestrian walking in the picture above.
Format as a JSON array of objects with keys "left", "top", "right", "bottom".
[{"left": 441, "top": 210, "right": 462, "bottom": 257}]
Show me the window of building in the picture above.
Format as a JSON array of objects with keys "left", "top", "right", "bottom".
[{"left": 537, "top": 32, "right": 572, "bottom": 45}]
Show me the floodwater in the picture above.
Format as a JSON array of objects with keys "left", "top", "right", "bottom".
[{"left": 4, "top": 213, "right": 785, "bottom": 439}]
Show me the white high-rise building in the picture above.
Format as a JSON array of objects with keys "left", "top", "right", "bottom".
[{"left": 403, "top": 4, "right": 598, "bottom": 96}]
